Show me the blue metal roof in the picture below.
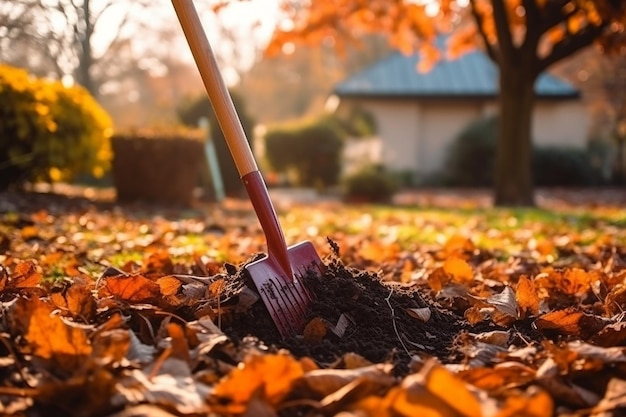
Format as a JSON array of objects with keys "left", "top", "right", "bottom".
[{"left": 334, "top": 49, "right": 579, "bottom": 99}]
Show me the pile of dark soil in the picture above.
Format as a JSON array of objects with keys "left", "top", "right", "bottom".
[{"left": 226, "top": 258, "right": 467, "bottom": 375}]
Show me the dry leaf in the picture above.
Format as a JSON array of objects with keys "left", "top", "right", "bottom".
[
  {"left": 157, "top": 276, "right": 182, "bottom": 297},
  {"left": 390, "top": 360, "right": 482, "bottom": 417},
  {"left": 535, "top": 309, "right": 604, "bottom": 338},
  {"left": 303, "top": 317, "right": 327, "bottom": 344},
  {"left": 495, "top": 387, "right": 554, "bottom": 417},
  {"left": 98, "top": 274, "right": 162, "bottom": 305},
  {"left": 516, "top": 275, "right": 539, "bottom": 317},
  {"left": 10, "top": 261, "right": 42, "bottom": 288},
  {"left": 443, "top": 257, "right": 473, "bottom": 283},
  {"left": 407, "top": 307, "right": 432, "bottom": 322},
  {"left": 13, "top": 297, "right": 92, "bottom": 374},
  {"left": 212, "top": 353, "right": 304, "bottom": 413},
  {"left": 303, "top": 364, "right": 393, "bottom": 397}
]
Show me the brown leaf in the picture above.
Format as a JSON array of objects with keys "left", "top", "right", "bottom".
[
  {"left": 303, "top": 364, "right": 393, "bottom": 398},
  {"left": 97, "top": 274, "right": 161, "bottom": 304},
  {"left": 535, "top": 309, "right": 604, "bottom": 338},
  {"left": 49, "top": 277, "right": 96, "bottom": 319},
  {"left": 303, "top": 317, "right": 328, "bottom": 344}
]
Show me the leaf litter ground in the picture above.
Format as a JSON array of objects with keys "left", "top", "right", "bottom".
[{"left": 1, "top": 188, "right": 626, "bottom": 417}]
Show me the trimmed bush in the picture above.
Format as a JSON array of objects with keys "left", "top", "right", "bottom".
[
  {"left": 111, "top": 129, "right": 204, "bottom": 205},
  {"left": 177, "top": 91, "right": 254, "bottom": 197},
  {"left": 342, "top": 164, "right": 399, "bottom": 203},
  {"left": 0, "top": 65, "right": 112, "bottom": 190},
  {"left": 265, "top": 117, "right": 344, "bottom": 188},
  {"left": 444, "top": 116, "right": 602, "bottom": 187},
  {"left": 443, "top": 116, "right": 497, "bottom": 187}
]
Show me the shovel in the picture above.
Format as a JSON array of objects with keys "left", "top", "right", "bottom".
[{"left": 172, "top": 0, "right": 324, "bottom": 338}]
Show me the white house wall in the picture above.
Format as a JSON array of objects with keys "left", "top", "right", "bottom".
[
  {"left": 532, "top": 101, "right": 588, "bottom": 148},
  {"left": 341, "top": 97, "right": 588, "bottom": 177},
  {"left": 418, "top": 102, "right": 483, "bottom": 175},
  {"left": 357, "top": 100, "right": 421, "bottom": 171}
]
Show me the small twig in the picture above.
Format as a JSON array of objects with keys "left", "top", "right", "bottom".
[
  {"left": 513, "top": 325, "right": 532, "bottom": 347},
  {"left": 385, "top": 289, "right": 411, "bottom": 357}
]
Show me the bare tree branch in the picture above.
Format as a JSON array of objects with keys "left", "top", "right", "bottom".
[
  {"left": 535, "top": 23, "right": 605, "bottom": 74},
  {"left": 469, "top": 0, "right": 499, "bottom": 62}
]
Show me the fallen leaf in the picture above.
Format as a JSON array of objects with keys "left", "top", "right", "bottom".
[
  {"left": 443, "top": 257, "right": 473, "bottom": 283},
  {"left": 495, "top": 387, "right": 553, "bottom": 417},
  {"left": 407, "top": 307, "right": 432, "bottom": 322},
  {"left": 212, "top": 353, "right": 304, "bottom": 413},
  {"left": 516, "top": 275, "right": 539, "bottom": 317},
  {"left": 535, "top": 309, "right": 604, "bottom": 338},
  {"left": 10, "top": 261, "right": 42, "bottom": 288},
  {"left": 389, "top": 360, "right": 482, "bottom": 417},
  {"left": 12, "top": 297, "right": 92, "bottom": 374},
  {"left": 97, "top": 274, "right": 162, "bottom": 305},
  {"left": 303, "top": 364, "right": 394, "bottom": 397}
]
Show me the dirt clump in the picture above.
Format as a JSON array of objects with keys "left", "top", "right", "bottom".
[{"left": 226, "top": 259, "right": 465, "bottom": 375}]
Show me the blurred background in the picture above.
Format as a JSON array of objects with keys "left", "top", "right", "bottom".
[{"left": 1, "top": 0, "right": 625, "bottom": 206}]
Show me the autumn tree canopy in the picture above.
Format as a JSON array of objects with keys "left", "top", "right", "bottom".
[{"left": 263, "top": 0, "right": 626, "bottom": 206}]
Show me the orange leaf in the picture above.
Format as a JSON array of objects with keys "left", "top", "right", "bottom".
[
  {"left": 535, "top": 309, "right": 604, "bottom": 338},
  {"left": 212, "top": 353, "right": 304, "bottom": 413},
  {"left": 516, "top": 275, "right": 539, "bottom": 317},
  {"left": 50, "top": 278, "right": 97, "bottom": 319},
  {"left": 98, "top": 274, "right": 161, "bottom": 304},
  {"left": 303, "top": 317, "right": 327, "bottom": 344},
  {"left": 459, "top": 364, "right": 535, "bottom": 391},
  {"left": 14, "top": 297, "right": 92, "bottom": 373},
  {"left": 442, "top": 235, "right": 475, "bottom": 257},
  {"left": 495, "top": 387, "right": 553, "bottom": 417},
  {"left": 390, "top": 360, "right": 482, "bottom": 417},
  {"left": 10, "top": 261, "right": 42, "bottom": 288},
  {"left": 465, "top": 306, "right": 486, "bottom": 325},
  {"left": 157, "top": 276, "right": 182, "bottom": 297},
  {"left": 443, "top": 257, "right": 473, "bottom": 283}
]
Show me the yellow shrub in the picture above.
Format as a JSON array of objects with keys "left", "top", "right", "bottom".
[{"left": 0, "top": 65, "right": 113, "bottom": 189}]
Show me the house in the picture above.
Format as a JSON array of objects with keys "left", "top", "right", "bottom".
[{"left": 333, "top": 48, "right": 589, "bottom": 181}]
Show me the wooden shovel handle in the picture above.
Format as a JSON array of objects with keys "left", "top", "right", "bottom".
[{"left": 172, "top": 0, "right": 257, "bottom": 176}]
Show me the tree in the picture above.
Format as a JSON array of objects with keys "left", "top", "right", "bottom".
[{"left": 264, "top": 0, "right": 626, "bottom": 206}]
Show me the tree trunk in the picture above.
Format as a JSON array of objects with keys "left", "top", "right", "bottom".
[{"left": 494, "top": 66, "right": 537, "bottom": 206}]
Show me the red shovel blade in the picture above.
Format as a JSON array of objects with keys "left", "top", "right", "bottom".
[{"left": 245, "top": 240, "right": 323, "bottom": 338}]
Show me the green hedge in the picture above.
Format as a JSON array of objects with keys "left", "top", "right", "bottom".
[
  {"left": 342, "top": 164, "right": 399, "bottom": 203},
  {"left": 0, "top": 65, "right": 112, "bottom": 190},
  {"left": 444, "top": 116, "right": 603, "bottom": 187},
  {"left": 264, "top": 117, "right": 344, "bottom": 188}
]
